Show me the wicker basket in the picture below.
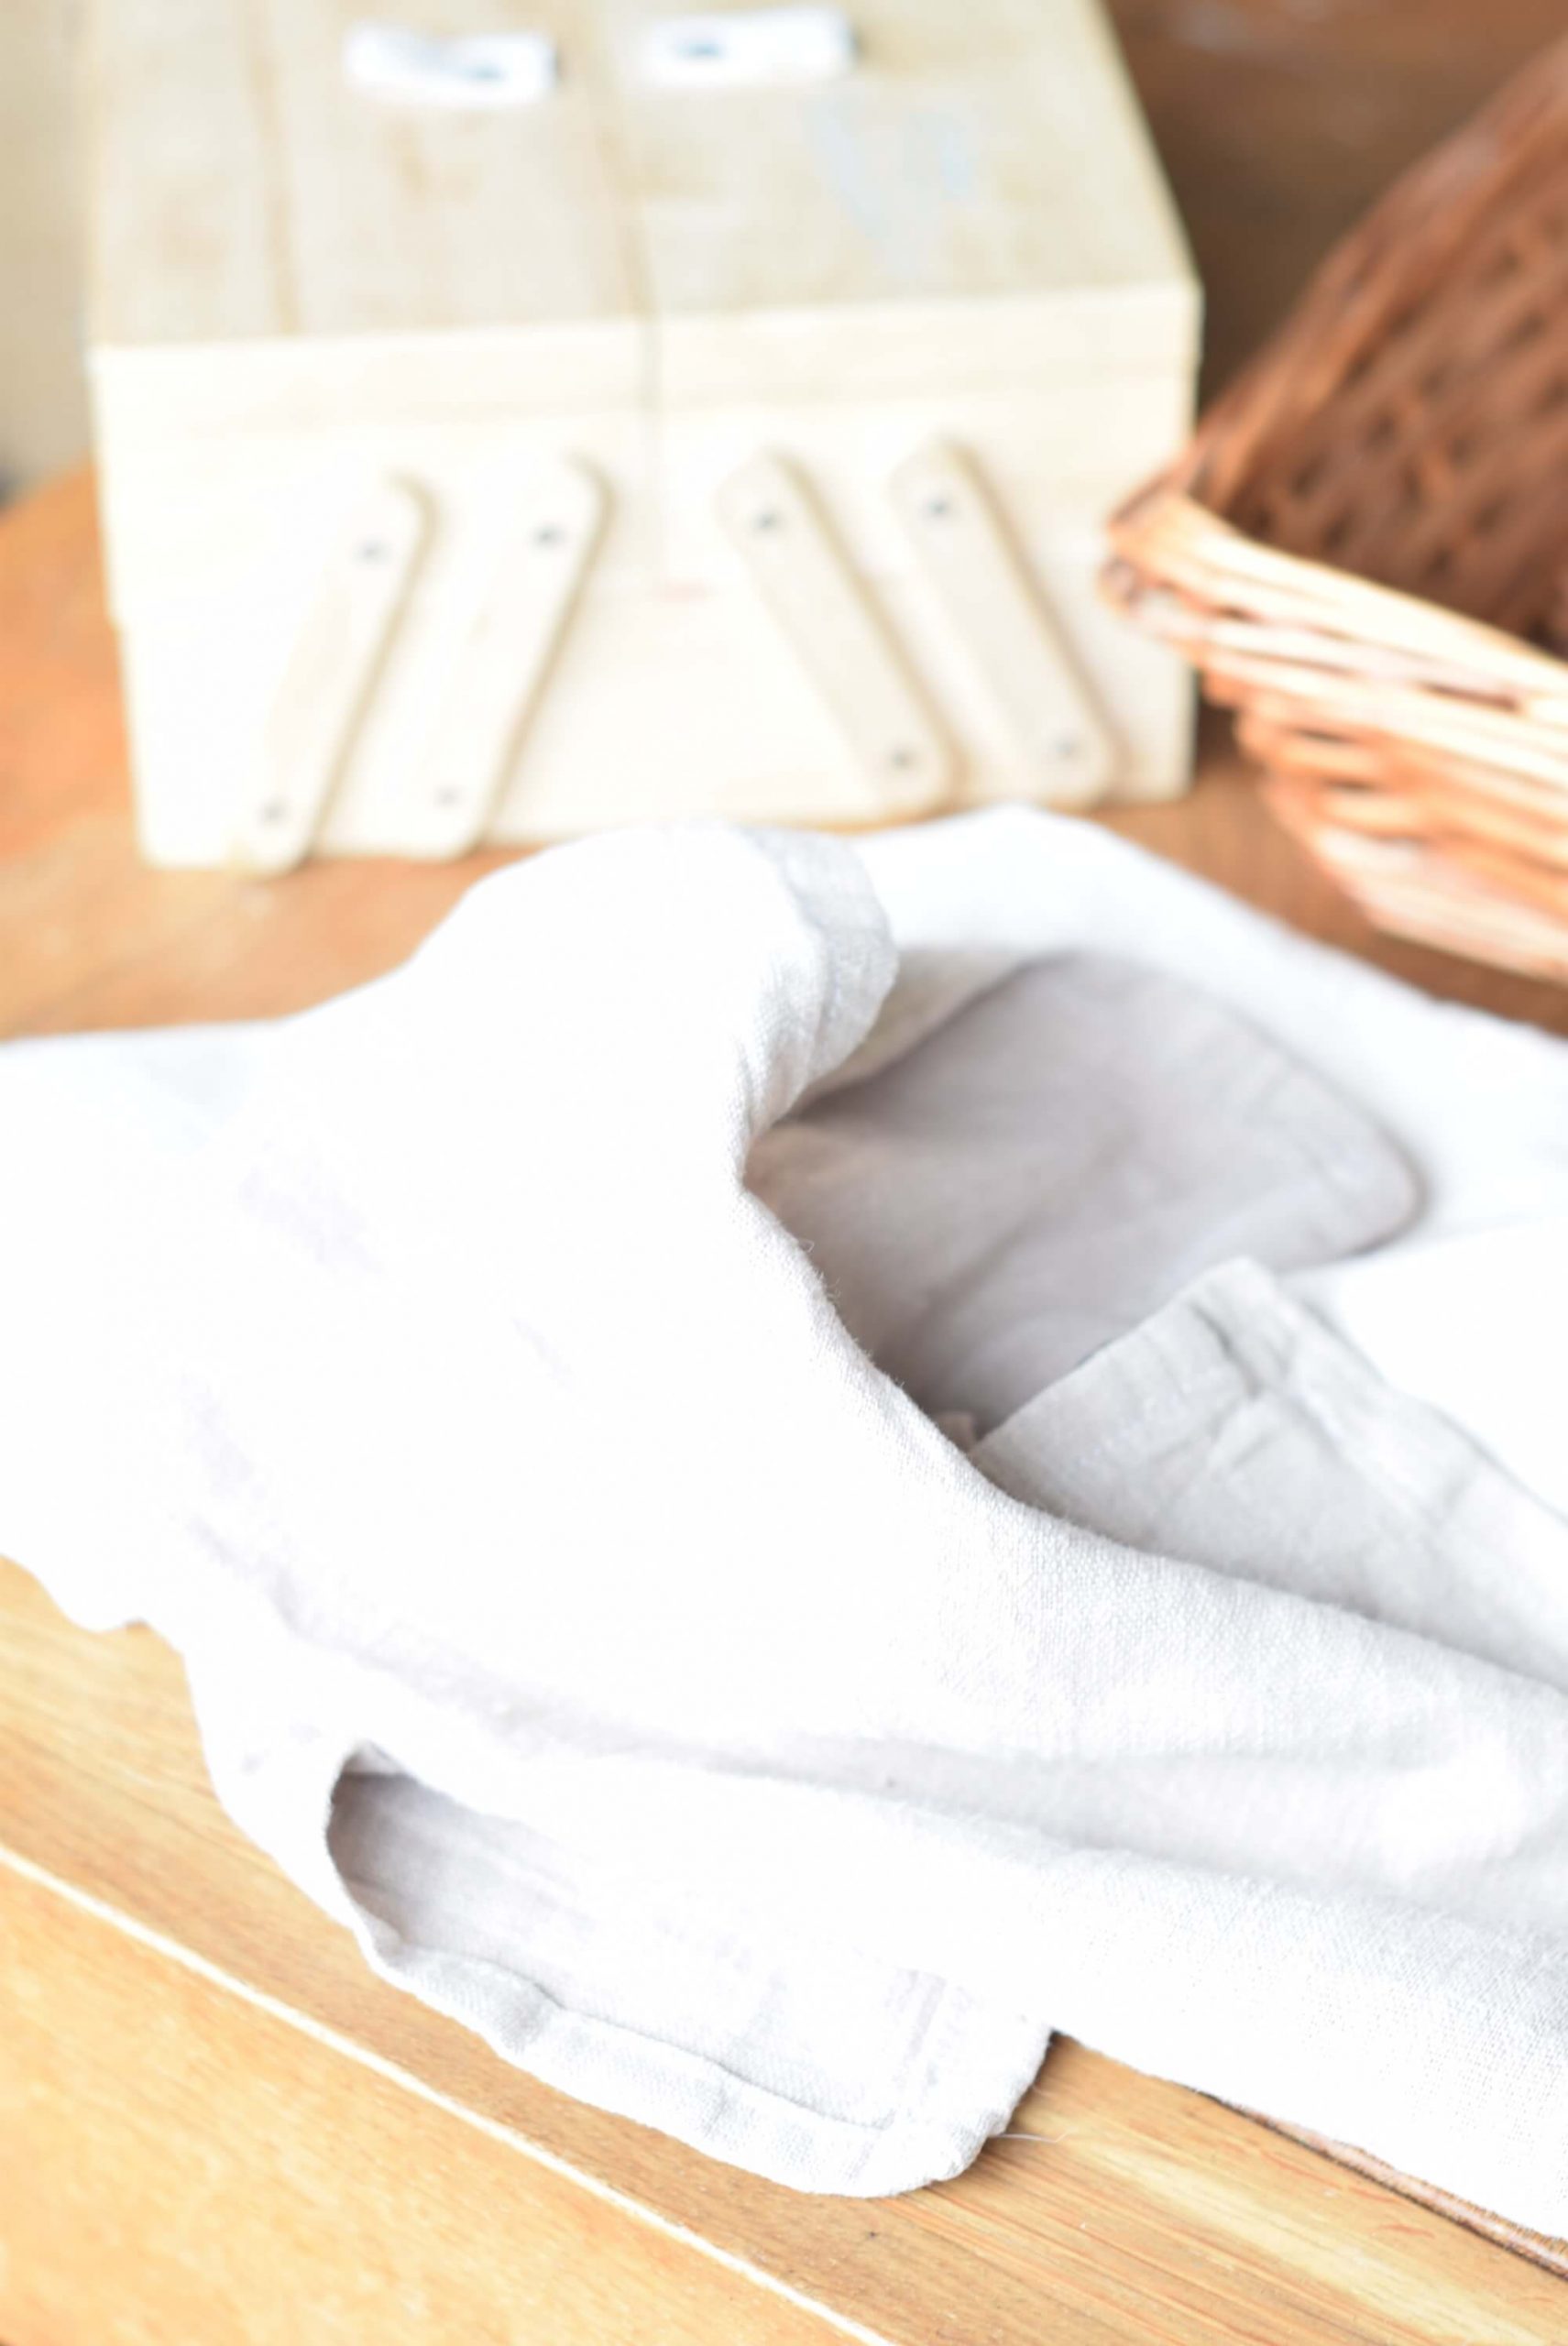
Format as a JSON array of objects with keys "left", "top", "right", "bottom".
[{"left": 1105, "top": 35, "right": 1568, "bottom": 981}]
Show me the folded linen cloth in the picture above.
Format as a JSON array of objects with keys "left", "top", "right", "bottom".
[
  {"left": 5, "top": 812, "right": 1568, "bottom": 2228},
  {"left": 749, "top": 949, "right": 1417, "bottom": 1429},
  {"left": 977, "top": 1254, "right": 1568, "bottom": 1694}
]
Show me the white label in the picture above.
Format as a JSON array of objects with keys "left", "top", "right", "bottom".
[
  {"left": 344, "top": 23, "right": 558, "bottom": 109},
  {"left": 641, "top": 6, "right": 856, "bottom": 89}
]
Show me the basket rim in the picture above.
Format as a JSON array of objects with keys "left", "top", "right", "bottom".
[
  {"left": 1109, "top": 31, "right": 1568, "bottom": 689},
  {"left": 1108, "top": 488, "right": 1568, "bottom": 704}
]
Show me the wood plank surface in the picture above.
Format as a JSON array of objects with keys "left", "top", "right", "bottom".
[
  {"left": 83, "top": 0, "right": 640, "bottom": 345},
  {"left": 1, "top": 1858, "right": 839, "bottom": 2346}
]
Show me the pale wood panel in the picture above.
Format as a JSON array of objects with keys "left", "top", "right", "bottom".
[
  {"left": 84, "top": 0, "right": 641, "bottom": 345},
  {"left": 259, "top": 0, "right": 640, "bottom": 336},
  {"left": 81, "top": 0, "right": 1197, "bottom": 864},
  {"left": 598, "top": 0, "right": 1191, "bottom": 337},
  {"left": 6, "top": 1552, "right": 1568, "bottom": 2343},
  {"left": 83, "top": 0, "right": 296, "bottom": 344}
]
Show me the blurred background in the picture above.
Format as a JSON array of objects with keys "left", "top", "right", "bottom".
[
  {"left": 4, "top": 0, "right": 1567, "bottom": 499},
  {"left": 0, "top": 1, "right": 89, "bottom": 494}
]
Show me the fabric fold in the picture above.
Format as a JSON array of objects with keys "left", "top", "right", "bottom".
[{"left": 3, "top": 811, "right": 1568, "bottom": 2227}]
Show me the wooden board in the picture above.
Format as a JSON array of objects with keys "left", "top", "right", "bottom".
[
  {"left": 599, "top": 0, "right": 1196, "bottom": 401},
  {"left": 2, "top": 1858, "right": 838, "bottom": 2346},
  {"left": 82, "top": 0, "right": 640, "bottom": 347},
  {"left": 82, "top": 0, "right": 1198, "bottom": 862},
  {"left": 83, "top": 0, "right": 1192, "bottom": 374}
]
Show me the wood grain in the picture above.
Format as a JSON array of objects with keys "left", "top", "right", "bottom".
[
  {"left": 83, "top": 0, "right": 1199, "bottom": 862},
  {"left": 83, "top": 0, "right": 1188, "bottom": 351},
  {"left": 0, "top": 1861, "right": 840, "bottom": 2346},
  {"left": 83, "top": 0, "right": 640, "bottom": 345},
  {"left": 596, "top": 0, "right": 1190, "bottom": 378}
]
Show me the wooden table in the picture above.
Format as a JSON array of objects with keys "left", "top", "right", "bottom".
[{"left": 8, "top": 8, "right": 1568, "bottom": 2334}]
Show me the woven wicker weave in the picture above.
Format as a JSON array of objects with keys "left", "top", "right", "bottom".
[{"left": 1105, "top": 35, "right": 1568, "bottom": 980}]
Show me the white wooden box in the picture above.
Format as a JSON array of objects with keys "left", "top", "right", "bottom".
[{"left": 84, "top": 0, "right": 1200, "bottom": 871}]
